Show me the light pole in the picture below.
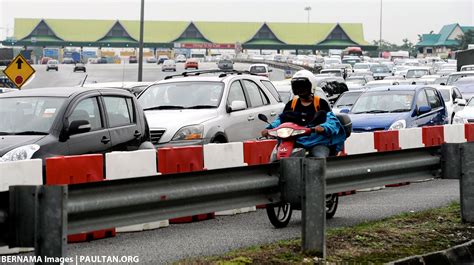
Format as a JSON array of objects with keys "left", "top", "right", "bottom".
[
  {"left": 379, "top": 0, "right": 383, "bottom": 56},
  {"left": 138, "top": 0, "right": 145, "bottom": 81},
  {"left": 304, "top": 6, "right": 312, "bottom": 24}
]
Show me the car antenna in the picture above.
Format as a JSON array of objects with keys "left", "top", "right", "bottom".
[{"left": 80, "top": 74, "right": 88, "bottom": 87}]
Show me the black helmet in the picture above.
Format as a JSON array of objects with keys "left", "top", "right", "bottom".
[{"left": 291, "top": 77, "right": 312, "bottom": 96}]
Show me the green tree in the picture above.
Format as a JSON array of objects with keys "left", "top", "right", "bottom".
[{"left": 456, "top": 30, "right": 474, "bottom": 50}]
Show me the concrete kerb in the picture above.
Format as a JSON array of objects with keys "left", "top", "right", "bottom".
[{"left": 389, "top": 240, "right": 474, "bottom": 265}]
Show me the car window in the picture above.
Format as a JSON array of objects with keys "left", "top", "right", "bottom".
[
  {"left": 70, "top": 97, "right": 103, "bottom": 131},
  {"left": 227, "top": 81, "right": 247, "bottom": 108},
  {"left": 243, "top": 80, "right": 269, "bottom": 107},
  {"left": 425, "top": 89, "right": 442, "bottom": 109},
  {"left": 103, "top": 96, "right": 134, "bottom": 127},
  {"left": 453, "top": 88, "right": 462, "bottom": 99},
  {"left": 416, "top": 90, "right": 429, "bottom": 107},
  {"left": 261, "top": 80, "right": 282, "bottom": 102}
]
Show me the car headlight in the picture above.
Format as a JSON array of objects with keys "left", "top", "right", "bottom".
[
  {"left": 389, "top": 120, "right": 406, "bottom": 130},
  {"left": 453, "top": 116, "right": 467, "bottom": 124},
  {"left": 171, "top": 125, "right": 204, "bottom": 141},
  {"left": 1, "top": 144, "right": 40, "bottom": 162}
]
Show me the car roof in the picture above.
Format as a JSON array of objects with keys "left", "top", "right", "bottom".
[
  {"left": 83, "top": 82, "right": 152, "bottom": 89},
  {"left": 157, "top": 74, "right": 265, "bottom": 84},
  {"left": 249, "top": 64, "right": 268, "bottom": 67},
  {"left": 449, "top": 71, "right": 474, "bottom": 76},
  {"left": 367, "top": 85, "right": 426, "bottom": 92},
  {"left": 0, "top": 87, "right": 131, "bottom": 98}
]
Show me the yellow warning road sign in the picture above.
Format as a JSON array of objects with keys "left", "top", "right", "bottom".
[{"left": 2, "top": 54, "right": 35, "bottom": 89}]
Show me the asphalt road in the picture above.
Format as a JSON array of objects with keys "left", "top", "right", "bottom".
[
  {"left": 65, "top": 179, "right": 459, "bottom": 264},
  {"left": 23, "top": 62, "right": 286, "bottom": 89}
]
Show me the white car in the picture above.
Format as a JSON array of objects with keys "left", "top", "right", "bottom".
[
  {"left": 461, "top": 65, "right": 474, "bottom": 72},
  {"left": 453, "top": 97, "right": 474, "bottom": 124},
  {"left": 405, "top": 67, "right": 432, "bottom": 79},
  {"left": 175, "top": 55, "right": 186, "bottom": 63},
  {"left": 137, "top": 73, "right": 285, "bottom": 146},
  {"left": 352, "top": 63, "right": 371, "bottom": 73},
  {"left": 320, "top": 69, "right": 344, "bottom": 78},
  {"left": 81, "top": 81, "right": 153, "bottom": 96},
  {"left": 447, "top": 71, "right": 474, "bottom": 85},
  {"left": 332, "top": 90, "right": 364, "bottom": 114},
  {"left": 248, "top": 64, "right": 271, "bottom": 77},
  {"left": 433, "top": 85, "right": 466, "bottom": 123},
  {"left": 46, "top": 60, "right": 59, "bottom": 71},
  {"left": 162, "top": 60, "right": 176, "bottom": 72}
]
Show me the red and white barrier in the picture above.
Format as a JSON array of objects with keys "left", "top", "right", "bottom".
[
  {"left": 45, "top": 154, "right": 116, "bottom": 243},
  {"left": 398, "top": 128, "right": 424, "bottom": 149},
  {"left": 344, "top": 132, "right": 377, "bottom": 155},
  {"left": 157, "top": 146, "right": 215, "bottom": 223},
  {"left": 203, "top": 142, "right": 256, "bottom": 215},
  {"left": 105, "top": 150, "right": 168, "bottom": 232},
  {"left": 0, "top": 160, "right": 41, "bottom": 254}
]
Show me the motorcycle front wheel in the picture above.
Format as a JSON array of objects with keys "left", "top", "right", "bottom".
[
  {"left": 266, "top": 203, "right": 293, "bottom": 228},
  {"left": 326, "top": 194, "right": 339, "bottom": 219}
]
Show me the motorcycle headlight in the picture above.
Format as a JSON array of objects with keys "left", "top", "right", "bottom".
[
  {"left": 291, "top": 129, "right": 307, "bottom": 136},
  {"left": 389, "top": 120, "right": 406, "bottom": 130},
  {"left": 171, "top": 125, "right": 204, "bottom": 141},
  {"left": 1, "top": 144, "right": 40, "bottom": 162},
  {"left": 453, "top": 116, "right": 467, "bottom": 124},
  {"left": 276, "top": 128, "right": 294, "bottom": 138}
]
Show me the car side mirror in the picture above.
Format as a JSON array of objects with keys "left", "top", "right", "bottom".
[
  {"left": 269, "top": 69, "right": 273, "bottom": 72},
  {"left": 68, "top": 120, "right": 91, "bottom": 135},
  {"left": 440, "top": 83, "right": 446, "bottom": 86},
  {"left": 455, "top": 98, "right": 467, "bottom": 106},
  {"left": 227, "top": 100, "right": 246, "bottom": 112},
  {"left": 417, "top": 106, "right": 432, "bottom": 115}
]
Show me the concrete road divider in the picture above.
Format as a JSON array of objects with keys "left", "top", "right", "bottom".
[
  {"left": 105, "top": 150, "right": 168, "bottom": 232},
  {"left": 398, "top": 128, "right": 424, "bottom": 149}
]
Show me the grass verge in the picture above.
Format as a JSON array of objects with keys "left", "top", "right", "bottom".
[{"left": 175, "top": 203, "right": 474, "bottom": 264}]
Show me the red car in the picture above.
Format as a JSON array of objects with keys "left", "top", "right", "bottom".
[{"left": 184, "top": 59, "right": 199, "bottom": 70}]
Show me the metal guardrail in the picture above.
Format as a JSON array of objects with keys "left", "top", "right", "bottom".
[{"left": 2, "top": 143, "right": 474, "bottom": 263}]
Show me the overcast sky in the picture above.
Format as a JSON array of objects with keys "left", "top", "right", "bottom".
[{"left": 0, "top": 0, "right": 473, "bottom": 45}]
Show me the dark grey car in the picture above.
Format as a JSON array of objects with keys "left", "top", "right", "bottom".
[
  {"left": 217, "top": 59, "right": 234, "bottom": 70},
  {"left": 0, "top": 87, "right": 153, "bottom": 163}
]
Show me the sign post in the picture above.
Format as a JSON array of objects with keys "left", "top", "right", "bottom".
[{"left": 2, "top": 54, "right": 35, "bottom": 89}]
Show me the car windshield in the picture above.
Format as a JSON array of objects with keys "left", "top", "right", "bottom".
[
  {"left": 354, "top": 64, "right": 370, "bottom": 69},
  {"left": 448, "top": 74, "right": 474, "bottom": 85},
  {"left": 468, "top": 99, "right": 474, "bottom": 107},
  {"left": 370, "top": 65, "right": 390, "bottom": 73},
  {"left": 346, "top": 78, "right": 366, "bottom": 85},
  {"left": 138, "top": 81, "right": 224, "bottom": 109},
  {"left": 439, "top": 90, "right": 451, "bottom": 102},
  {"left": 0, "top": 97, "right": 65, "bottom": 134},
  {"left": 351, "top": 90, "right": 415, "bottom": 114},
  {"left": 406, "top": 70, "right": 429, "bottom": 78},
  {"left": 324, "top": 59, "right": 340, "bottom": 65},
  {"left": 342, "top": 59, "right": 360, "bottom": 66},
  {"left": 249, "top": 66, "right": 267, "bottom": 73},
  {"left": 334, "top": 92, "right": 362, "bottom": 108}
]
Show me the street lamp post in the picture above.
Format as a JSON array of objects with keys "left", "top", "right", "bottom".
[
  {"left": 379, "top": 0, "right": 383, "bottom": 57},
  {"left": 138, "top": 0, "right": 145, "bottom": 81},
  {"left": 304, "top": 6, "right": 312, "bottom": 24}
]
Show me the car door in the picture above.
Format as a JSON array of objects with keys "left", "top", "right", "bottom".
[
  {"left": 241, "top": 79, "right": 276, "bottom": 138},
  {"left": 452, "top": 87, "right": 464, "bottom": 115},
  {"left": 66, "top": 96, "right": 112, "bottom": 155},
  {"left": 101, "top": 94, "right": 142, "bottom": 151},
  {"left": 414, "top": 89, "right": 432, "bottom": 127},
  {"left": 223, "top": 80, "right": 253, "bottom": 142},
  {"left": 425, "top": 88, "right": 447, "bottom": 125}
]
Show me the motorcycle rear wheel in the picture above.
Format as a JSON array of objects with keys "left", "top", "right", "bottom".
[
  {"left": 326, "top": 194, "right": 339, "bottom": 219},
  {"left": 266, "top": 203, "right": 293, "bottom": 228}
]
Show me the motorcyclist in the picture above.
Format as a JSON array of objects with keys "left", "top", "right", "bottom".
[{"left": 261, "top": 70, "right": 346, "bottom": 158}]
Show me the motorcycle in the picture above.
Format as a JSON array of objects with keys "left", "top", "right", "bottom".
[{"left": 258, "top": 113, "right": 339, "bottom": 228}]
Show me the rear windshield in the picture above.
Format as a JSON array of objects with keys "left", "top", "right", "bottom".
[{"left": 249, "top": 66, "right": 267, "bottom": 73}]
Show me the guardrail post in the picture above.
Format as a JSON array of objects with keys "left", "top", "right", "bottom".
[
  {"left": 9, "top": 185, "right": 67, "bottom": 262},
  {"left": 441, "top": 143, "right": 462, "bottom": 179},
  {"left": 280, "top": 157, "right": 304, "bottom": 204},
  {"left": 301, "top": 157, "right": 326, "bottom": 258},
  {"left": 461, "top": 142, "right": 474, "bottom": 223}
]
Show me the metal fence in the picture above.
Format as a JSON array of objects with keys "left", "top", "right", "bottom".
[{"left": 1, "top": 143, "right": 473, "bottom": 262}]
